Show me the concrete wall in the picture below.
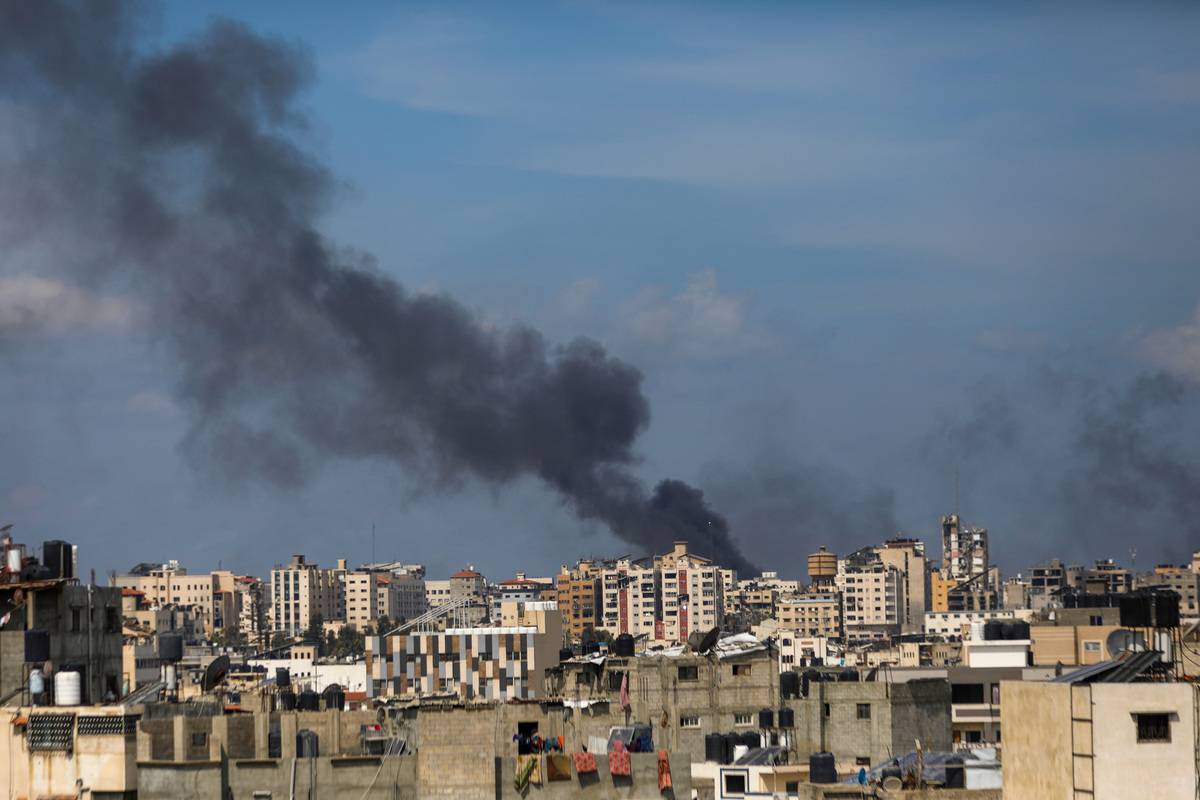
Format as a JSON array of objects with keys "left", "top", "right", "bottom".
[
  {"left": 0, "top": 705, "right": 139, "bottom": 798},
  {"left": 1090, "top": 683, "right": 1198, "bottom": 800},
  {"left": 999, "top": 681, "right": 1076, "bottom": 800}
]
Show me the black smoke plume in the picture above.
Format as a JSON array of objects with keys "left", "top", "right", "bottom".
[{"left": 0, "top": 2, "right": 757, "bottom": 574}]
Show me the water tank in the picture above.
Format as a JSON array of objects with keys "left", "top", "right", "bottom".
[
  {"left": 777, "top": 707, "right": 795, "bottom": 728},
  {"left": 999, "top": 621, "right": 1017, "bottom": 640},
  {"left": 1009, "top": 620, "right": 1031, "bottom": 640},
  {"left": 279, "top": 690, "right": 296, "bottom": 711},
  {"left": 297, "top": 690, "right": 320, "bottom": 711},
  {"left": 276, "top": 668, "right": 291, "bottom": 688},
  {"left": 723, "top": 733, "right": 740, "bottom": 764},
  {"left": 758, "top": 708, "right": 774, "bottom": 729},
  {"left": 54, "top": 671, "right": 82, "bottom": 706},
  {"left": 296, "top": 729, "right": 319, "bottom": 758},
  {"left": 704, "top": 733, "right": 724, "bottom": 762},
  {"left": 881, "top": 764, "right": 902, "bottom": 783},
  {"left": 29, "top": 669, "right": 45, "bottom": 696},
  {"left": 164, "top": 664, "right": 178, "bottom": 692},
  {"left": 24, "top": 630, "right": 50, "bottom": 663},
  {"left": 780, "top": 671, "right": 800, "bottom": 699},
  {"left": 944, "top": 755, "right": 965, "bottom": 788},
  {"left": 157, "top": 634, "right": 184, "bottom": 662},
  {"left": 5, "top": 545, "right": 23, "bottom": 573},
  {"left": 969, "top": 620, "right": 985, "bottom": 641},
  {"left": 42, "top": 540, "right": 73, "bottom": 579},
  {"left": 809, "top": 751, "right": 837, "bottom": 784},
  {"left": 1152, "top": 592, "right": 1181, "bottom": 628},
  {"left": 838, "top": 668, "right": 858, "bottom": 683},
  {"left": 323, "top": 688, "right": 346, "bottom": 711},
  {"left": 1120, "top": 594, "right": 1152, "bottom": 628},
  {"left": 614, "top": 633, "right": 636, "bottom": 657},
  {"left": 740, "top": 731, "right": 761, "bottom": 748},
  {"left": 983, "top": 620, "right": 1005, "bottom": 641}
]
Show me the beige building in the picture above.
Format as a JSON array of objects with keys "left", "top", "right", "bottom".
[
  {"left": 776, "top": 592, "right": 842, "bottom": 639},
  {"left": 115, "top": 561, "right": 220, "bottom": 635},
  {"left": 269, "top": 554, "right": 343, "bottom": 636},
  {"left": 1003, "top": 678, "right": 1199, "bottom": 800},
  {"left": 599, "top": 541, "right": 725, "bottom": 643},
  {"left": 837, "top": 549, "right": 902, "bottom": 640},
  {"left": 878, "top": 537, "right": 929, "bottom": 633},
  {"left": 1138, "top": 567, "right": 1200, "bottom": 617},
  {"left": 555, "top": 560, "right": 601, "bottom": 641},
  {"left": 379, "top": 572, "right": 426, "bottom": 623},
  {"left": 930, "top": 566, "right": 957, "bottom": 613}
]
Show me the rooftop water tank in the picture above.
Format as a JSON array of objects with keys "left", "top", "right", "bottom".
[
  {"left": 54, "top": 670, "right": 81, "bottom": 706},
  {"left": 809, "top": 751, "right": 837, "bottom": 784}
]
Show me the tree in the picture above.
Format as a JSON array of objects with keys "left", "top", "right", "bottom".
[
  {"left": 305, "top": 614, "right": 325, "bottom": 654},
  {"left": 270, "top": 630, "right": 291, "bottom": 650}
]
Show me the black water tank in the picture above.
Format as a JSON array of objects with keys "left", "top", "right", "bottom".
[
  {"left": 157, "top": 634, "right": 184, "bottom": 662},
  {"left": 42, "top": 540, "right": 73, "bottom": 580},
  {"left": 838, "top": 668, "right": 858, "bottom": 682},
  {"left": 704, "top": 733, "right": 724, "bottom": 762},
  {"left": 614, "top": 633, "right": 635, "bottom": 657},
  {"left": 276, "top": 668, "right": 291, "bottom": 688},
  {"left": 723, "top": 733, "right": 740, "bottom": 764},
  {"left": 297, "top": 690, "right": 320, "bottom": 711},
  {"left": 1009, "top": 620, "right": 1031, "bottom": 640},
  {"left": 758, "top": 708, "right": 774, "bottom": 729},
  {"left": 740, "top": 731, "right": 761, "bottom": 748},
  {"left": 24, "top": 630, "right": 50, "bottom": 663},
  {"left": 296, "top": 729, "right": 319, "bottom": 758},
  {"left": 1152, "top": 591, "right": 1181, "bottom": 628},
  {"left": 801, "top": 673, "right": 811, "bottom": 698},
  {"left": 944, "top": 755, "right": 965, "bottom": 788},
  {"left": 558, "top": 647, "right": 573, "bottom": 662},
  {"left": 810, "top": 752, "right": 837, "bottom": 784},
  {"left": 1120, "top": 594, "right": 1152, "bottom": 628},
  {"left": 780, "top": 671, "right": 800, "bottom": 699},
  {"left": 777, "top": 707, "right": 795, "bottom": 728},
  {"left": 278, "top": 690, "right": 296, "bottom": 711},
  {"left": 324, "top": 688, "right": 346, "bottom": 711},
  {"left": 983, "top": 620, "right": 1005, "bottom": 641}
]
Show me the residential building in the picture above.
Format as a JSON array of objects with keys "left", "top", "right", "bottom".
[
  {"left": 115, "top": 561, "right": 220, "bottom": 635},
  {"left": 366, "top": 600, "right": 563, "bottom": 701},
  {"left": 424, "top": 579, "right": 452, "bottom": 608},
  {"left": 1003, "top": 664, "right": 1196, "bottom": 799},
  {"left": 941, "top": 513, "right": 989, "bottom": 585},
  {"left": 1137, "top": 567, "right": 1199, "bottom": 617},
  {"left": 598, "top": 541, "right": 726, "bottom": 644},
  {"left": 878, "top": 537, "right": 930, "bottom": 633},
  {"left": 776, "top": 592, "right": 843, "bottom": 639},
  {"left": 930, "top": 566, "right": 956, "bottom": 613},
  {"left": 344, "top": 570, "right": 381, "bottom": 630},
  {"left": 837, "top": 547, "right": 902, "bottom": 641},
  {"left": 268, "top": 554, "right": 342, "bottom": 636},
  {"left": 555, "top": 561, "right": 601, "bottom": 641},
  {"left": 379, "top": 571, "right": 426, "bottom": 623},
  {"left": 923, "top": 609, "right": 1027, "bottom": 640},
  {"left": 491, "top": 573, "right": 553, "bottom": 620}
]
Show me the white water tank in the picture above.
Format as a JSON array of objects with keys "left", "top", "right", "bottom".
[
  {"left": 55, "top": 671, "right": 82, "bottom": 706},
  {"left": 29, "top": 669, "right": 45, "bottom": 695},
  {"left": 969, "top": 620, "right": 985, "bottom": 641}
]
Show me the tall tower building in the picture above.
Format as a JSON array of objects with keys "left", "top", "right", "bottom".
[{"left": 941, "top": 514, "right": 989, "bottom": 584}]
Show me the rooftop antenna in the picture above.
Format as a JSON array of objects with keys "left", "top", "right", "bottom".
[
  {"left": 953, "top": 464, "right": 960, "bottom": 518},
  {"left": 372, "top": 523, "right": 376, "bottom": 567}
]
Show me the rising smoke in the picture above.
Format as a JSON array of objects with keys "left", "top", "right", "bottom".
[{"left": 0, "top": 2, "right": 757, "bottom": 574}]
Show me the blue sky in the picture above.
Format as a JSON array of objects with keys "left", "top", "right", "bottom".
[{"left": 3, "top": 1, "right": 1200, "bottom": 581}]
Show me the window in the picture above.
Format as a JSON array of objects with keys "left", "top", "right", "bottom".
[
  {"left": 723, "top": 773, "right": 747, "bottom": 796},
  {"left": 823, "top": 703, "right": 831, "bottom": 719},
  {"left": 951, "top": 683, "right": 985, "bottom": 704},
  {"left": 678, "top": 666, "right": 698, "bottom": 682},
  {"left": 1089, "top": 615, "right": 1103, "bottom": 626},
  {"left": 856, "top": 757, "right": 871, "bottom": 766},
  {"left": 191, "top": 732, "right": 208, "bottom": 747},
  {"left": 680, "top": 715, "right": 700, "bottom": 729},
  {"left": 991, "top": 684, "right": 1001, "bottom": 705},
  {"left": 71, "top": 608, "right": 82, "bottom": 632},
  {"left": 1083, "top": 641, "right": 1101, "bottom": 652},
  {"left": 734, "top": 713, "right": 753, "bottom": 727},
  {"left": 732, "top": 664, "right": 752, "bottom": 677},
  {"left": 856, "top": 703, "right": 871, "bottom": 720},
  {"left": 1136, "top": 713, "right": 1171, "bottom": 743}
]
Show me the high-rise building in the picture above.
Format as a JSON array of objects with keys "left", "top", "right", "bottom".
[
  {"left": 776, "top": 592, "right": 842, "bottom": 639},
  {"left": 837, "top": 548, "right": 902, "bottom": 640},
  {"left": 268, "top": 554, "right": 342, "bottom": 636},
  {"left": 555, "top": 561, "right": 601, "bottom": 641},
  {"left": 941, "top": 514, "right": 989, "bottom": 584},
  {"left": 116, "top": 561, "right": 222, "bottom": 636},
  {"left": 878, "top": 538, "right": 930, "bottom": 634}
]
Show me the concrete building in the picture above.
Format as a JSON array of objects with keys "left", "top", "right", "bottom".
[
  {"left": 1003, "top": 667, "right": 1198, "bottom": 799},
  {"left": 929, "top": 566, "right": 956, "bottom": 613},
  {"left": 424, "top": 578, "right": 452, "bottom": 608},
  {"left": 1138, "top": 566, "right": 1200, "bottom": 617},
  {"left": 490, "top": 574, "right": 553, "bottom": 620},
  {"left": 268, "top": 554, "right": 346, "bottom": 636},
  {"left": 923, "top": 609, "right": 1030, "bottom": 640},
  {"left": 554, "top": 561, "right": 600, "bottom": 640},
  {"left": 941, "top": 513, "right": 989, "bottom": 585},
  {"left": 836, "top": 548, "right": 901, "bottom": 641},
  {"left": 366, "top": 601, "right": 563, "bottom": 701},
  {"left": 115, "top": 561, "right": 222, "bottom": 636},
  {"left": 776, "top": 592, "right": 842, "bottom": 639},
  {"left": 878, "top": 537, "right": 930, "bottom": 634}
]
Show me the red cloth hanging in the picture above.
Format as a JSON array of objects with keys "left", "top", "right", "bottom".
[
  {"left": 609, "top": 740, "right": 632, "bottom": 777},
  {"left": 573, "top": 751, "right": 597, "bottom": 773}
]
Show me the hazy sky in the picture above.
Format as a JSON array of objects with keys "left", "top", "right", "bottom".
[{"left": 3, "top": 1, "right": 1200, "bottom": 582}]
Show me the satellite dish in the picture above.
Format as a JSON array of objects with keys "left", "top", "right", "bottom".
[
  {"left": 1106, "top": 629, "right": 1147, "bottom": 658},
  {"left": 202, "top": 655, "right": 230, "bottom": 693},
  {"left": 696, "top": 627, "right": 721, "bottom": 654}
]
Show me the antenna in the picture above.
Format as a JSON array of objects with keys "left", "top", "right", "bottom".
[
  {"left": 372, "top": 523, "right": 376, "bottom": 566},
  {"left": 953, "top": 464, "right": 960, "bottom": 517}
]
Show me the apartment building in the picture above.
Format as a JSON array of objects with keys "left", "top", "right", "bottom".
[
  {"left": 878, "top": 537, "right": 930, "bottom": 634},
  {"left": 941, "top": 514, "right": 989, "bottom": 584},
  {"left": 776, "top": 592, "right": 842, "bottom": 639},
  {"left": 596, "top": 541, "right": 726, "bottom": 643},
  {"left": 837, "top": 548, "right": 902, "bottom": 641},
  {"left": 1138, "top": 567, "right": 1200, "bottom": 616},
  {"left": 555, "top": 561, "right": 601, "bottom": 640},
  {"left": 600, "top": 557, "right": 660, "bottom": 639},
  {"left": 268, "top": 554, "right": 342, "bottom": 636},
  {"left": 115, "top": 561, "right": 220, "bottom": 636},
  {"left": 344, "top": 570, "right": 380, "bottom": 630},
  {"left": 380, "top": 572, "right": 426, "bottom": 622}
]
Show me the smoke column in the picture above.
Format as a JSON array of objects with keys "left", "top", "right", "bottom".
[{"left": 0, "top": 2, "right": 758, "bottom": 574}]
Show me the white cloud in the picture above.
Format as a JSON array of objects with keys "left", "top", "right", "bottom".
[
  {"left": 619, "top": 270, "right": 762, "bottom": 358},
  {"left": 1140, "top": 305, "right": 1200, "bottom": 382},
  {"left": 0, "top": 275, "right": 134, "bottom": 334}
]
